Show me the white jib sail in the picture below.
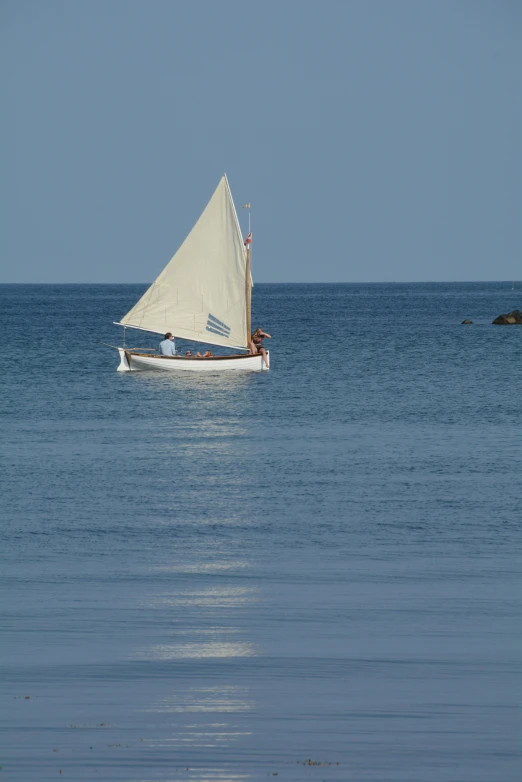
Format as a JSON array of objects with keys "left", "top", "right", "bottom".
[{"left": 119, "top": 175, "right": 250, "bottom": 350}]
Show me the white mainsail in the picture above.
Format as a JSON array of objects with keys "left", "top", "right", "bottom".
[{"left": 119, "top": 175, "right": 250, "bottom": 350}]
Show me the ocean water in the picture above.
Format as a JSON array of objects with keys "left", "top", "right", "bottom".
[{"left": 1, "top": 282, "right": 520, "bottom": 782}]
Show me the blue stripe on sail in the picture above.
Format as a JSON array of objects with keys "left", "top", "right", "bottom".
[
  {"left": 208, "top": 314, "right": 230, "bottom": 330},
  {"left": 207, "top": 313, "right": 230, "bottom": 333},
  {"left": 206, "top": 325, "right": 230, "bottom": 338},
  {"left": 206, "top": 324, "right": 230, "bottom": 335}
]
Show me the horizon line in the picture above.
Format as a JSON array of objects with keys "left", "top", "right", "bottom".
[{"left": 0, "top": 280, "right": 519, "bottom": 286}]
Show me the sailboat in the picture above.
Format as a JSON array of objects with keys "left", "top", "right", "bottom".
[{"left": 113, "top": 174, "right": 269, "bottom": 372}]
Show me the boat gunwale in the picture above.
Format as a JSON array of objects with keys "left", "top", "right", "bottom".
[{"left": 127, "top": 351, "right": 267, "bottom": 362}]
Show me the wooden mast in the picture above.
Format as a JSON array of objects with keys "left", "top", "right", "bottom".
[
  {"left": 244, "top": 204, "right": 251, "bottom": 350},
  {"left": 245, "top": 245, "right": 251, "bottom": 349}
]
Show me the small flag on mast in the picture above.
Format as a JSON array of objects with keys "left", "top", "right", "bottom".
[
  {"left": 244, "top": 232, "right": 252, "bottom": 247},
  {"left": 243, "top": 203, "right": 251, "bottom": 209}
]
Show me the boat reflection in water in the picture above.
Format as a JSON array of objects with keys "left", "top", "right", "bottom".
[{"left": 123, "top": 367, "right": 261, "bottom": 779}]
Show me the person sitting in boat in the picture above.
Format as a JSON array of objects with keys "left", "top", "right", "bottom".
[
  {"left": 203, "top": 350, "right": 213, "bottom": 357},
  {"left": 185, "top": 350, "right": 192, "bottom": 356},
  {"left": 158, "top": 333, "right": 176, "bottom": 356},
  {"left": 249, "top": 327, "right": 271, "bottom": 368}
]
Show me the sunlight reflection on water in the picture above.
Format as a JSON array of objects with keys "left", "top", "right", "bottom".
[
  {"left": 143, "top": 587, "right": 257, "bottom": 609},
  {"left": 152, "top": 562, "right": 250, "bottom": 573},
  {"left": 145, "top": 686, "right": 254, "bottom": 714},
  {"left": 144, "top": 642, "right": 256, "bottom": 659}
]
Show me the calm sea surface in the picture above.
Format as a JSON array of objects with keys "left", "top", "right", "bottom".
[{"left": 1, "top": 283, "right": 520, "bottom": 782}]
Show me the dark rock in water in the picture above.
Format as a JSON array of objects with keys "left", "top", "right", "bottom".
[
  {"left": 461, "top": 320, "right": 473, "bottom": 325},
  {"left": 492, "top": 309, "right": 522, "bottom": 325}
]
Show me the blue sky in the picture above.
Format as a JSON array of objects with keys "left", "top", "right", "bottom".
[{"left": 2, "top": 0, "right": 520, "bottom": 282}]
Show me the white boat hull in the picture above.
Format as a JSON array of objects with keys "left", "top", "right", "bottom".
[{"left": 117, "top": 349, "right": 269, "bottom": 372}]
